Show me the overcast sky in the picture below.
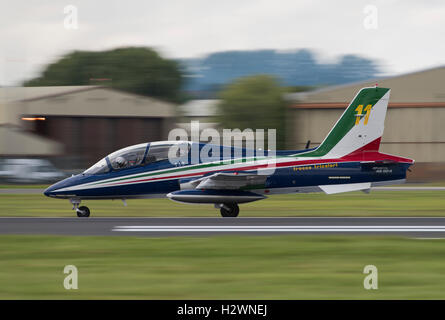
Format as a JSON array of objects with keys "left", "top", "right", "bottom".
[{"left": 1, "top": 0, "right": 444, "bottom": 86}]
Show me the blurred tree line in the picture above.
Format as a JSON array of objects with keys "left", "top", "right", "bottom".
[
  {"left": 217, "top": 75, "right": 288, "bottom": 149},
  {"left": 24, "top": 46, "right": 377, "bottom": 150},
  {"left": 24, "top": 47, "right": 183, "bottom": 102}
]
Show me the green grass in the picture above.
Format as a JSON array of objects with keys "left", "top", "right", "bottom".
[
  {"left": 0, "top": 184, "right": 49, "bottom": 189},
  {"left": 0, "top": 191, "right": 444, "bottom": 217},
  {"left": 1, "top": 235, "right": 445, "bottom": 299}
]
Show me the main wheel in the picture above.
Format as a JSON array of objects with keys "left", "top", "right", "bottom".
[
  {"left": 220, "top": 203, "right": 239, "bottom": 217},
  {"left": 77, "top": 206, "right": 90, "bottom": 218}
]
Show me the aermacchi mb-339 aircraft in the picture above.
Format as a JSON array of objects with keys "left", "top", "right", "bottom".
[{"left": 44, "top": 87, "right": 414, "bottom": 217}]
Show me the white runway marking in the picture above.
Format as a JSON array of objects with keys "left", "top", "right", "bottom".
[{"left": 112, "top": 225, "right": 445, "bottom": 233}]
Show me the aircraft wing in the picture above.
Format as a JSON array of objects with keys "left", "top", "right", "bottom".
[
  {"left": 188, "top": 172, "right": 267, "bottom": 190},
  {"left": 170, "top": 172, "right": 268, "bottom": 205}
]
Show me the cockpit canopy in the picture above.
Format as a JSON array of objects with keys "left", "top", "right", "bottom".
[
  {"left": 84, "top": 142, "right": 190, "bottom": 174},
  {"left": 109, "top": 143, "right": 147, "bottom": 170}
]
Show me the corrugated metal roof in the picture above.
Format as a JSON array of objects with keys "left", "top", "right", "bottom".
[
  {"left": 179, "top": 99, "right": 220, "bottom": 117},
  {"left": 0, "top": 86, "right": 100, "bottom": 103},
  {"left": 0, "top": 85, "right": 177, "bottom": 126},
  {"left": 288, "top": 66, "right": 445, "bottom": 104}
]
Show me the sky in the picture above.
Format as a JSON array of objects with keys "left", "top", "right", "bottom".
[{"left": 1, "top": 0, "right": 444, "bottom": 86}]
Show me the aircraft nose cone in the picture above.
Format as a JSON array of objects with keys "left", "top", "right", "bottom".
[
  {"left": 43, "top": 175, "right": 82, "bottom": 198},
  {"left": 44, "top": 178, "right": 69, "bottom": 198},
  {"left": 43, "top": 184, "right": 56, "bottom": 197}
]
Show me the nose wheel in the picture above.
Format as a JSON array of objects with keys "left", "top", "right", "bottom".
[
  {"left": 70, "top": 199, "right": 91, "bottom": 218},
  {"left": 76, "top": 206, "right": 90, "bottom": 217}
]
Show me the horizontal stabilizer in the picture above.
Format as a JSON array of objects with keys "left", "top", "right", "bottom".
[{"left": 319, "top": 182, "right": 371, "bottom": 194}]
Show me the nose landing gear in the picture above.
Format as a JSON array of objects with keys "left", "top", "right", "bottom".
[
  {"left": 76, "top": 206, "right": 90, "bottom": 217},
  {"left": 70, "top": 199, "right": 90, "bottom": 218}
]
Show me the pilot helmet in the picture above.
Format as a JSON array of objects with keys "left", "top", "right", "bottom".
[{"left": 115, "top": 156, "right": 127, "bottom": 168}]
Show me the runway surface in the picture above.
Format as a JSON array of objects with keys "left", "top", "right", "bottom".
[{"left": 2, "top": 217, "right": 445, "bottom": 237}]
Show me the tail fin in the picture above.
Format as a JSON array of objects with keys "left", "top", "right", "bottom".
[{"left": 302, "top": 87, "right": 390, "bottom": 158}]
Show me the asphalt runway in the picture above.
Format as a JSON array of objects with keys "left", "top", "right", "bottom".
[{"left": 2, "top": 217, "right": 445, "bottom": 237}]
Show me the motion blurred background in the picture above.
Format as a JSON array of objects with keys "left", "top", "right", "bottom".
[
  {"left": 2, "top": 1, "right": 445, "bottom": 301},
  {"left": 1, "top": 0, "right": 444, "bottom": 183}
]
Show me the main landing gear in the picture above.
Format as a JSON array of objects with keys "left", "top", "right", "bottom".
[
  {"left": 216, "top": 203, "right": 240, "bottom": 217},
  {"left": 70, "top": 199, "right": 90, "bottom": 218}
]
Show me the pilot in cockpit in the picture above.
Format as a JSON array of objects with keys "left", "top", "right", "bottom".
[{"left": 114, "top": 156, "right": 128, "bottom": 169}]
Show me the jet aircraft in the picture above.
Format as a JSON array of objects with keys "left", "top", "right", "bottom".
[{"left": 44, "top": 87, "right": 414, "bottom": 217}]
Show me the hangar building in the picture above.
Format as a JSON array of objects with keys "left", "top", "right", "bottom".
[{"left": 0, "top": 86, "right": 176, "bottom": 168}]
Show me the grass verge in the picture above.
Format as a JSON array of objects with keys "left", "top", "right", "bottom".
[
  {"left": 0, "top": 191, "right": 444, "bottom": 217},
  {"left": 0, "top": 184, "right": 49, "bottom": 189},
  {"left": 0, "top": 235, "right": 444, "bottom": 299}
]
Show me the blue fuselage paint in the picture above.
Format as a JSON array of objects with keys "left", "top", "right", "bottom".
[{"left": 266, "top": 162, "right": 410, "bottom": 189}]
